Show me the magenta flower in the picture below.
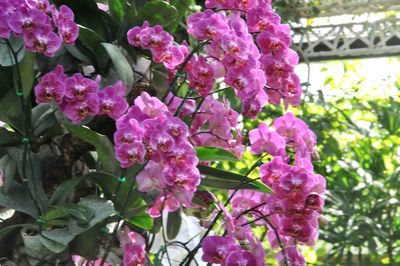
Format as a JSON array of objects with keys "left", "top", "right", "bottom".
[
  {"left": 136, "top": 160, "right": 166, "bottom": 192},
  {"left": 23, "top": 29, "right": 61, "bottom": 57},
  {"left": 51, "top": 5, "right": 75, "bottom": 27},
  {"left": 114, "top": 120, "right": 144, "bottom": 146},
  {"left": 280, "top": 217, "right": 314, "bottom": 243},
  {"left": 25, "top": 0, "right": 50, "bottom": 12},
  {"left": 276, "top": 246, "right": 306, "bottom": 266},
  {"left": 256, "top": 24, "right": 291, "bottom": 54},
  {"left": 223, "top": 250, "right": 258, "bottom": 266},
  {"left": 134, "top": 91, "right": 168, "bottom": 117},
  {"left": 115, "top": 142, "right": 145, "bottom": 168},
  {"left": 247, "top": 7, "right": 280, "bottom": 32},
  {"left": 201, "top": 236, "right": 239, "bottom": 264},
  {"left": 152, "top": 44, "right": 184, "bottom": 70},
  {"left": 64, "top": 73, "right": 99, "bottom": 102},
  {"left": 57, "top": 18, "right": 79, "bottom": 45},
  {"left": 187, "top": 10, "right": 230, "bottom": 40},
  {"left": 118, "top": 228, "right": 147, "bottom": 266},
  {"left": 63, "top": 94, "right": 100, "bottom": 123},
  {"left": 34, "top": 65, "right": 66, "bottom": 104},
  {"left": 98, "top": 81, "right": 129, "bottom": 119},
  {"left": 146, "top": 193, "right": 180, "bottom": 217},
  {"left": 259, "top": 156, "right": 290, "bottom": 187},
  {"left": 188, "top": 56, "right": 216, "bottom": 97},
  {"left": 8, "top": 7, "right": 51, "bottom": 35},
  {"left": 280, "top": 169, "right": 314, "bottom": 193},
  {"left": 242, "top": 89, "right": 268, "bottom": 118},
  {"left": 281, "top": 73, "right": 302, "bottom": 108},
  {"left": 150, "top": 130, "right": 175, "bottom": 154},
  {"left": 127, "top": 21, "right": 149, "bottom": 47},
  {"left": 138, "top": 25, "right": 173, "bottom": 51},
  {"left": 249, "top": 122, "right": 286, "bottom": 156}
]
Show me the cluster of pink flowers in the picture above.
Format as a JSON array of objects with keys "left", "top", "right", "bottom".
[
  {"left": 201, "top": 190, "right": 270, "bottom": 265},
  {"left": 190, "top": 96, "right": 244, "bottom": 158},
  {"left": 118, "top": 227, "right": 147, "bottom": 266},
  {"left": 202, "top": 236, "right": 260, "bottom": 266},
  {"left": 114, "top": 92, "right": 200, "bottom": 217},
  {"left": 248, "top": 112, "right": 325, "bottom": 265},
  {"left": 127, "top": 21, "right": 188, "bottom": 70},
  {"left": 34, "top": 65, "right": 129, "bottom": 123},
  {"left": 0, "top": 0, "right": 79, "bottom": 57}
]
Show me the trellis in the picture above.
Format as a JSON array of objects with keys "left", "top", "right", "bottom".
[{"left": 293, "top": 0, "right": 400, "bottom": 61}]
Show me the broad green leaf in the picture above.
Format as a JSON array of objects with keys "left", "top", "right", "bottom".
[
  {"left": 87, "top": 172, "right": 153, "bottom": 230},
  {"left": 65, "top": 124, "right": 119, "bottom": 174},
  {"left": 41, "top": 229, "right": 74, "bottom": 253},
  {"left": 67, "top": 196, "right": 114, "bottom": 236},
  {"left": 101, "top": 43, "right": 134, "bottom": 88},
  {"left": 7, "top": 147, "right": 49, "bottom": 212},
  {"left": 0, "top": 66, "right": 13, "bottom": 99},
  {"left": 198, "top": 165, "right": 272, "bottom": 194},
  {"left": 167, "top": 208, "right": 182, "bottom": 239},
  {"left": 135, "top": 0, "right": 178, "bottom": 28},
  {"left": 0, "top": 182, "right": 38, "bottom": 217},
  {"left": 0, "top": 128, "right": 21, "bottom": 147},
  {"left": 195, "top": 147, "right": 239, "bottom": 162},
  {"left": 0, "top": 89, "right": 23, "bottom": 131},
  {"left": 31, "top": 104, "right": 59, "bottom": 137},
  {"left": 40, "top": 235, "right": 68, "bottom": 253},
  {"left": 43, "top": 208, "right": 69, "bottom": 221},
  {"left": 49, "top": 177, "right": 83, "bottom": 205},
  {"left": 70, "top": 224, "right": 103, "bottom": 260},
  {"left": 17, "top": 51, "right": 35, "bottom": 98},
  {"left": 167, "top": 0, "right": 194, "bottom": 33},
  {"left": 0, "top": 37, "right": 25, "bottom": 67},
  {"left": 77, "top": 25, "right": 104, "bottom": 54},
  {"left": 64, "top": 44, "right": 93, "bottom": 64},
  {"left": 109, "top": 0, "right": 125, "bottom": 23}
]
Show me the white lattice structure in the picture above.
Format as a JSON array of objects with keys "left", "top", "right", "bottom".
[
  {"left": 293, "top": 0, "right": 400, "bottom": 61},
  {"left": 299, "top": 0, "right": 400, "bottom": 17}
]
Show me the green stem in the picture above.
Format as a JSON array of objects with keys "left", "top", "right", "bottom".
[{"left": 5, "top": 38, "right": 44, "bottom": 216}]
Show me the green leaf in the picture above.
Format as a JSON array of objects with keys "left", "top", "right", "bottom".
[
  {"left": 167, "top": 0, "right": 194, "bottom": 33},
  {"left": 0, "top": 182, "right": 38, "bottom": 217},
  {"left": 101, "top": 43, "right": 134, "bottom": 88},
  {"left": 198, "top": 165, "right": 272, "bottom": 194},
  {"left": 195, "top": 147, "right": 239, "bottom": 162},
  {"left": 67, "top": 196, "right": 114, "bottom": 236},
  {"left": 0, "top": 128, "right": 21, "bottom": 147},
  {"left": 64, "top": 44, "right": 93, "bottom": 64},
  {"left": 41, "top": 229, "right": 74, "bottom": 253},
  {"left": 109, "top": 0, "right": 125, "bottom": 23},
  {"left": 70, "top": 224, "right": 102, "bottom": 260},
  {"left": 40, "top": 234, "right": 68, "bottom": 253},
  {"left": 49, "top": 177, "right": 83, "bottom": 205},
  {"left": 77, "top": 25, "right": 104, "bottom": 54},
  {"left": 17, "top": 52, "right": 35, "bottom": 98},
  {"left": 167, "top": 208, "right": 182, "bottom": 239},
  {"left": 43, "top": 208, "right": 69, "bottom": 221},
  {"left": 7, "top": 147, "right": 49, "bottom": 212},
  {"left": 0, "top": 37, "right": 25, "bottom": 67},
  {"left": 0, "top": 89, "right": 23, "bottom": 131},
  {"left": 66, "top": 204, "right": 94, "bottom": 224},
  {"left": 135, "top": 0, "right": 178, "bottom": 28},
  {"left": 65, "top": 124, "right": 119, "bottom": 174},
  {"left": 87, "top": 172, "right": 153, "bottom": 230}
]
